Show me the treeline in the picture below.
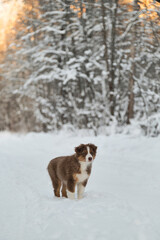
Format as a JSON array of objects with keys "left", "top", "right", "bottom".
[{"left": 0, "top": 0, "right": 160, "bottom": 135}]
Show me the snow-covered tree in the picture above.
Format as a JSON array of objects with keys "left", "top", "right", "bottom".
[{"left": 0, "top": 0, "right": 160, "bottom": 135}]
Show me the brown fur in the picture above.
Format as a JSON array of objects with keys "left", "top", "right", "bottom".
[{"left": 47, "top": 143, "right": 97, "bottom": 198}]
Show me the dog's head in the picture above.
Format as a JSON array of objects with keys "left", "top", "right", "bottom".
[{"left": 75, "top": 143, "right": 97, "bottom": 163}]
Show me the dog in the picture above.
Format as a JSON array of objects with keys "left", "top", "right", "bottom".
[{"left": 47, "top": 143, "right": 97, "bottom": 199}]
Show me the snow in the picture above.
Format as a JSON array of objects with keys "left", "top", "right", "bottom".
[{"left": 0, "top": 132, "right": 160, "bottom": 240}]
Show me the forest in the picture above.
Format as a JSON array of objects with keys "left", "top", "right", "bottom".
[{"left": 0, "top": 0, "right": 160, "bottom": 135}]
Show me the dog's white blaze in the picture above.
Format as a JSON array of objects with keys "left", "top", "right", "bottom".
[
  {"left": 76, "top": 161, "right": 89, "bottom": 183},
  {"left": 86, "top": 146, "right": 92, "bottom": 162},
  {"left": 77, "top": 183, "right": 85, "bottom": 199},
  {"left": 67, "top": 190, "right": 75, "bottom": 199}
]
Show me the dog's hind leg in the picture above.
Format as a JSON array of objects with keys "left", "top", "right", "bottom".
[
  {"left": 47, "top": 163, "right": 61, "bottom": 197},
  {"left": 54, "top": 179, "right": 61, "bottom": 197},
  {"left": 61, "top": 183, "right": 67, "bottom": 198}
]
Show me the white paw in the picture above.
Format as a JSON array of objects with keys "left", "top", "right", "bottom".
[
  {"left": 67, "top": 190, "right": 75, "bottom": 199},
  {"left": 78, "top": 194, "right": 83, "bottom": 200}
]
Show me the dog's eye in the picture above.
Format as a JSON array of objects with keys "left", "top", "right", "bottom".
[{"left": 82, "top": 150, "right": 87, "bottom": 156}]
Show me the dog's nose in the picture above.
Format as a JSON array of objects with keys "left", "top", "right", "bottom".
[{"left": 88, "top": 157, "right": 92, "bottom": 161}]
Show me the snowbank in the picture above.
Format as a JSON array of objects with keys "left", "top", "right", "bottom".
[{"left": 0, "top": 132, "right": 160, "bottom": 240}]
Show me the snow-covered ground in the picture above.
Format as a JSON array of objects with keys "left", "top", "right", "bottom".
[{"left": 0, "top": 132, "right": 160, "bottom": 240}]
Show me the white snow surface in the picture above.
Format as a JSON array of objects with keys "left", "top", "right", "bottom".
[{"left": 0, "top": 132, "right": 160, "bottom": 240}]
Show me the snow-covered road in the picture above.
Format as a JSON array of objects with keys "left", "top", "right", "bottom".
[{"left": 0, "top": 132, "right": 160, "bottom": 240}]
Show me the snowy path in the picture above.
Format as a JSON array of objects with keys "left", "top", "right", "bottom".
[{"left": 0, "top": 132, "right": 160, "bottom": 240}]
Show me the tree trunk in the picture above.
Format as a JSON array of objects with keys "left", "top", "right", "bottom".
[
  {"left": 109, "top": 0, "right": 118, "bottom": 116},
  {"left": 127, "top": 0, "right": 139, "bottom": 124}
]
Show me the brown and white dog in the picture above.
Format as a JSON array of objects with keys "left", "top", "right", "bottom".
[{"left": 47, "top": 143, "right": 97, "bottom": 199}]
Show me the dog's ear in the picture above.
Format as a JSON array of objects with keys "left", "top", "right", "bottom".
[
  {"left": 88, "top": 144, "right": 97, "bottom": 154},
  {"left": 75, "top": 144, "right": 86, "bottom": 155}
]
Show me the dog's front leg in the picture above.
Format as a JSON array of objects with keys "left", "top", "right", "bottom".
[
  {"left": 77, "top": 180, "right": 88, "bottom": 199},
  {"left": 67, "top": 178, "right": 76, "bottom": 199}
]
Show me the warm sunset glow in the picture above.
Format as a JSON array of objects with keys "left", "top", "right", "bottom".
[
  {"left": 139, "top": 0, "right": 160, "bottom": 19},
  {"left": 121, "top": 0, "right": 160, "bottom": 18},
  {"left": 0, "top": 0, "right": 159, "bottom": 53},
  {"left": 70, "top": 0, "right": 86, "bottom": 18},
  {"left": 0, "top": 0, "right": 23, "bottom": 51}
]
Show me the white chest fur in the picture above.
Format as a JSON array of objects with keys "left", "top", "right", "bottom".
[{"left": 76, "top": 162, "right": 90, "bottom": 183}]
